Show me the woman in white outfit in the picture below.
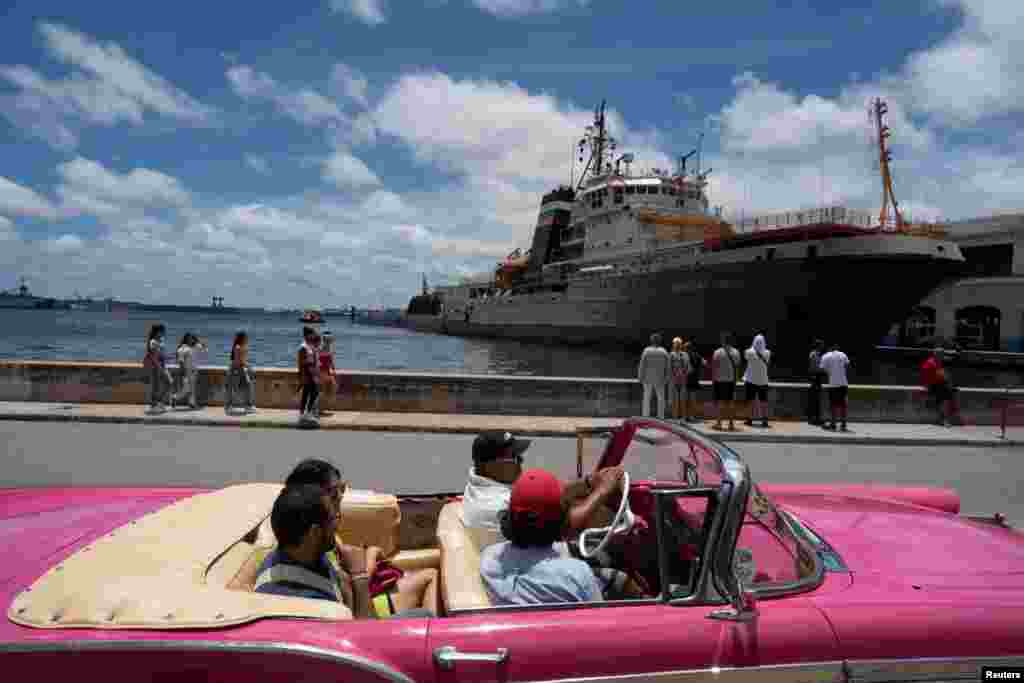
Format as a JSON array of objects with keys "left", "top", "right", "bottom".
[
  {"left": 172, "top": 332, "right": 205, "bottom": 409},
  {"left": 743, "top": 334, "right": 771, "bottom": 428}
]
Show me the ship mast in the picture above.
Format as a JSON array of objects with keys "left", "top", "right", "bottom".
[
  {"left": 575, "top": 100, "right": 616, "bottom": 189},
  {"left": 873, "top": 98, "right": 906, "bottom": 231}
]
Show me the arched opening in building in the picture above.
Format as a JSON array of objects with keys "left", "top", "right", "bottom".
[
  {"left": 955, "top": 305, "right": 1002, "bottom": 350},
  {"left": 900, "top": 306, "right": 937, "bottom": 346}
]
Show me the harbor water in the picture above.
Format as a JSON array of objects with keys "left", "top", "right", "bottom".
[{"left": 0, "top": 309, "right": 1020, "bottom": 388}]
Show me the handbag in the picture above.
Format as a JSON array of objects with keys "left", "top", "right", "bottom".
[{"left": 369, "top": 560, "right": 404, "bottom": 596}]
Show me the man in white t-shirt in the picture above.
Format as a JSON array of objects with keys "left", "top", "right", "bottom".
[
  {"left": 711, "top": 332, "right": 742, "bottom": 431},
  {"left": 819, "top": 343, "right": 852, "bottom": 432}
]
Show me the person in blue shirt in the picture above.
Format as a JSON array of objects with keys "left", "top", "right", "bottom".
[{"left": 481, "top": 469, "right": 621, "bottom": 605}]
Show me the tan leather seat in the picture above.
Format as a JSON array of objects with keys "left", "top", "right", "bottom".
[
  {"left": 254, "top": 488, "right": 403, "bottom": 555},
  {"left": 437, "top": 502, "right": 497, "bottom": 611}
]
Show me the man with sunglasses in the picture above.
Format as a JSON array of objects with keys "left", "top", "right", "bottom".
[{"left": 462, "top": 431, "right": 627, "bottom": 540}]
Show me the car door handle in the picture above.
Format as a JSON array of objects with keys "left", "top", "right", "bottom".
[{"left": 433, "top": 645, "right": 509, "bottom": 670}]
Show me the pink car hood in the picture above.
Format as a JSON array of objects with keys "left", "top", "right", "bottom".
[{"left": 774, "top": 491, "right": 1024, "bottom": 587}]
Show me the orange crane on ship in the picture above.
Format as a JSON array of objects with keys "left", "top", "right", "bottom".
[{"left": 871, "top": 98, "right": 945, "bottom": 237}]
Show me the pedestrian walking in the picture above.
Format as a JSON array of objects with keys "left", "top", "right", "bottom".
[
  {"left": 806, "top": 339, "right": 826, "bottom": 425},
  {"left": 171, "top": 332, "right": 206, "bottom": 409},
  {"left": 225, "top": 331, "right": 255, "bottom": 415},
  {"left": 684, "top": 341, "right": 703, "bottom": 422},
  {"left": 711, "top": 332, "right": 741, "bottom": 431},
  {"left": 318, "top": 330, "right": 337, "bottom": 417},
  {"left": 820, "top": 342, "right": 852, "bottom": 432},
  {"left": 669, "top": 337, "right": 690, "bottom": 421},
  {"left": 143, "top": 323, "right": 172, "bottom": 413},
  {"left": 743, "top": 333, "right": 771, "bottom": 428},
  {"left": 921, "top": 346, "right": 960, "bottom": 427},
  {"left": 297, "top": 326, "right": 320, "bottom": 425},
  {"left": 637, "top": 333, "right": 670, "bottom": 419}
]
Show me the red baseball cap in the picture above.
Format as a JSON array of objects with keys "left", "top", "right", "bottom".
[{"left": 510, "top": 469, "right": 564, "bottom": 523}]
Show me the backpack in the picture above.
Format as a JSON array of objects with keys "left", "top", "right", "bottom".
[
  {"left": 689, "top": 351, "right": 703, "bottom": 377},
  {"left": 143, "top": 340, "right": 158, "bottom": 368}
]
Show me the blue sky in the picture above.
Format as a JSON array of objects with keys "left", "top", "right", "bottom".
[{"left": 0, "top": 0, "right": 1021, "bottom": 307}]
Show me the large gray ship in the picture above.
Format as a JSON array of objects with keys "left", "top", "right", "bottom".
[
  {"left": 0, "top": 278, "right": 57, "bottom": 310},
  {"left": 406, "top": 100, "right": 966, "bottom": 367}
]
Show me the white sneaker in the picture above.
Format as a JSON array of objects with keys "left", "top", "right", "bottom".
[
  {"left": 245, "top": 407, "right": 257, "bottom": 414},
  {"left": 148, "top": 405, "right": 166, "bottom": 414}
]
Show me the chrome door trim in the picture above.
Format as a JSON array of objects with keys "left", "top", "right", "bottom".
[
  {"left": 848, "top": 656, "right": 1024, "bottom": 682},
  {"left": 0, "top": 639, "right": 415, "bottom": 683}
]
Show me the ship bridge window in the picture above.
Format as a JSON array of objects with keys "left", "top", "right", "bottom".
[
  {"left": 637, "top": 186, "right": 647, "bottom": 194},
  {"left": 626, "top": 185, "right": 635, "bottom": 194}
]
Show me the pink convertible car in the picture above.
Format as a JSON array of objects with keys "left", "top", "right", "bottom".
[{"left": 3, "top": 417, "right": 1023, "bottom": 682}]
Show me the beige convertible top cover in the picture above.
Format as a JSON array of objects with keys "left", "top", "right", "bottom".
[{"left": 8, "top": 483, "right": 352, "bottom": 630}]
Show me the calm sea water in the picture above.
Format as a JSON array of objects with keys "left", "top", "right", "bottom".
[
  {"left": 0, "top": 309, "right": 1019, "bottom": 387},
  {"left": 0, "top": 309, "right": 639, "bottom": 378}
]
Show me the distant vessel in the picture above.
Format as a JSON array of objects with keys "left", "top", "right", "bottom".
[
  {"left": 406, "top": 99, "right": 966, "bottom": 365},
  {"left": 0, "top": 278, "right": 55, "bottom": 310}
]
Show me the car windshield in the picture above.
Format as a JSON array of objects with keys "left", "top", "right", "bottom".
[
  {"left": 611, "top": 422, "right": 819, "bottom": 595},
  {"left": 617, "top": 425, "right": 724, "bottom": 489}
]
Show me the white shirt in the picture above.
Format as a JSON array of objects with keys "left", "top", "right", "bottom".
[
  {"left": 461, "top": 468, "right": 511, "bottom": 535},
  {"left": 820, "top": 350, "right": 850, "bottom": 386},
  {"left": 637, "top": 346, "right": 670, "bottom": 385},
  {"left": 743, "top": 348, "right": 771, "bottom": 385}
]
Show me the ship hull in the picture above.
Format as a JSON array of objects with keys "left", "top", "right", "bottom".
[{"left": 406, "top": 254, "right": 963, "bottom": 369}]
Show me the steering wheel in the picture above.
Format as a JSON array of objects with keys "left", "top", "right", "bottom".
[{"left": 579, "top": 471, "right": 634, "bottom": 559}]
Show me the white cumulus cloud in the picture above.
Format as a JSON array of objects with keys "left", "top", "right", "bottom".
[
  {"left": 0, "top": 176, "right": 59, "bottom": 219},
  {"left": 330, "top": 0, "right": 387, "bottom": 25},
  {"left": 0, "top": 23, "right": 215, "bottom": 149},
  {"left": 56, "top": 157, "right": 191, "bottom": 215},
  {"left": 471, "top": 0, "right": 595, "bottom": 16},
  {"left": 323, "top": 150, "right": 382, "bottom": 188},
  {"left": 45, "top": 234, "right": 84, "bottom": 254},
  {"left": 227, "top": 65, "right": 344, "bottom": 126}
]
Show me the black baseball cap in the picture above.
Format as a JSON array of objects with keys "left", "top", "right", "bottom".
[{"left": 472, "top": 431, "right": 531, "bottom": 465}]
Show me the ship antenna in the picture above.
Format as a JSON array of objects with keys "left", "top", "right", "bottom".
[
  {"left": 873, "top": 98, "right": 905, "bottom": 231},
  {"left": 696, "top": 130, "right": 704, "bottom": 177}
]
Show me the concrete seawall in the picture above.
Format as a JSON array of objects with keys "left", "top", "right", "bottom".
[{"left": 1, "top": 360, "right": 1020, "bottom": 426}]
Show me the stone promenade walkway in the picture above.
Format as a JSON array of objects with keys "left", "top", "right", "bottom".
[{"left": 0, "top": 401, "right": 1020, "bottom": 447}]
